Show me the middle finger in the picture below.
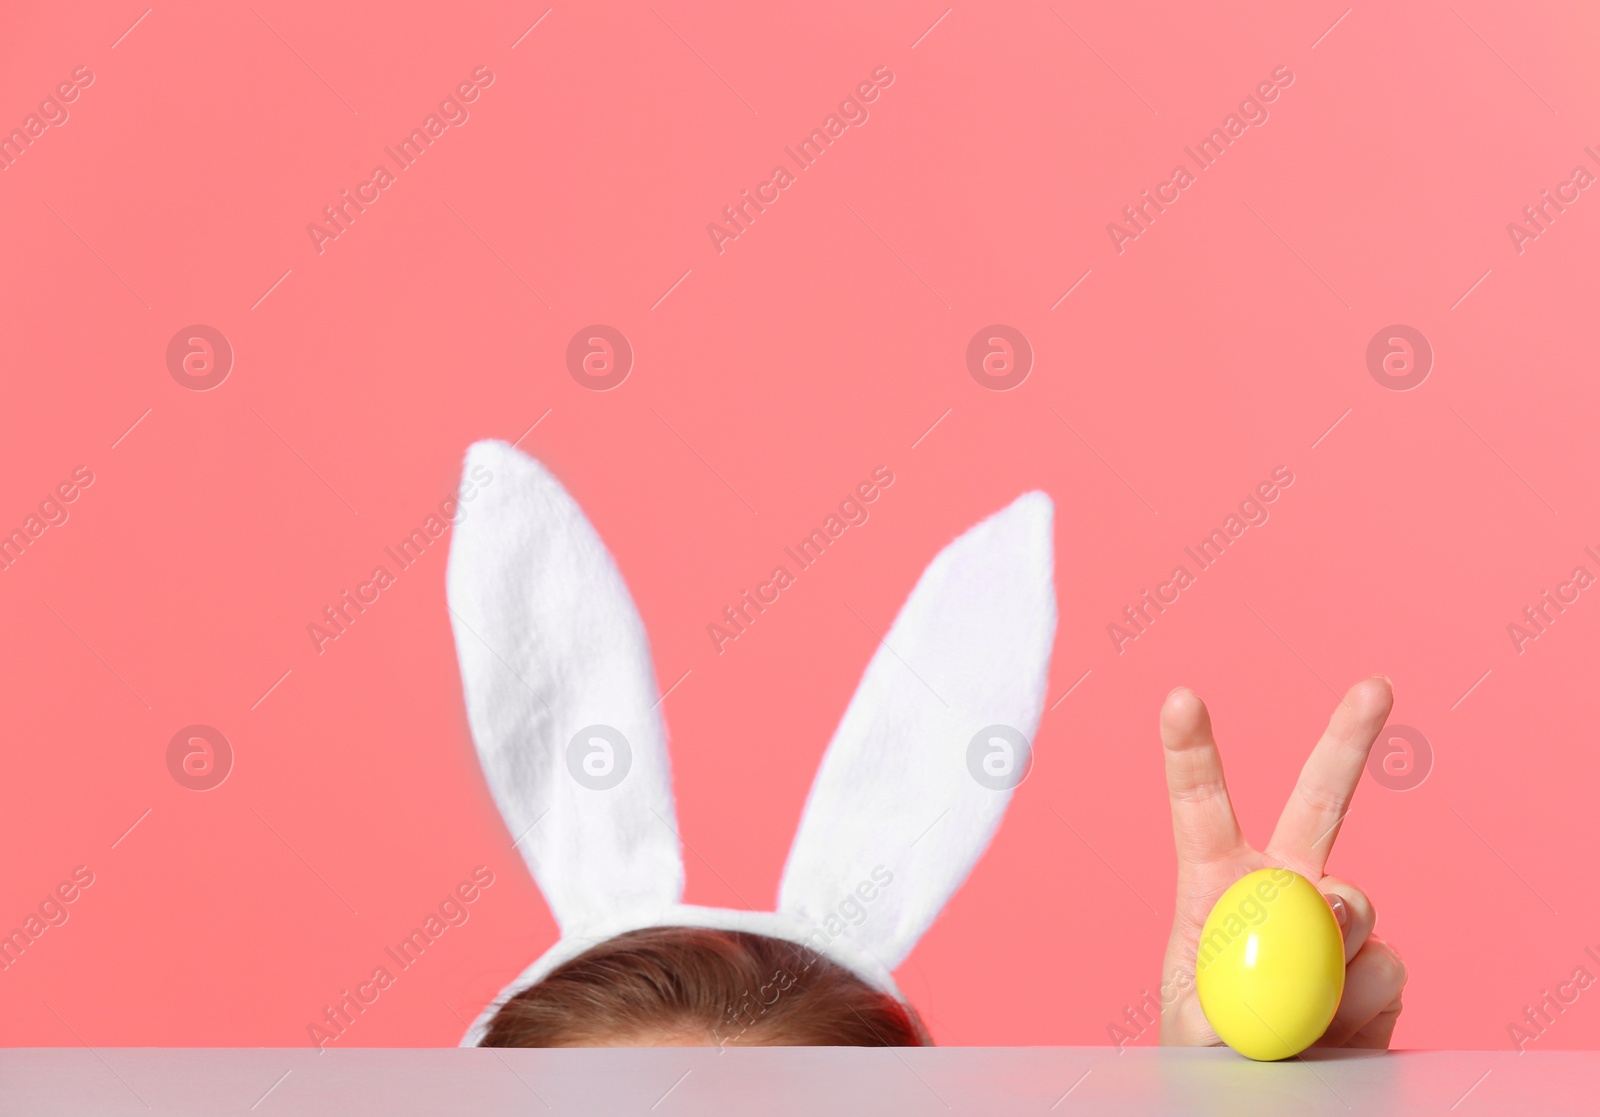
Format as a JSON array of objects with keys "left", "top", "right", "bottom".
[{"left": 1266, "top": 676, "right": 1393, "bottom": 875}]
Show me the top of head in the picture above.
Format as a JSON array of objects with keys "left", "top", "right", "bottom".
[{"left": 444, "top": 440, "right": 1058, "bottom": 1044}]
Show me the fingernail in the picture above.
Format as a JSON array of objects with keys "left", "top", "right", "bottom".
[{"left": 1328, "top": 894, "right": 1350, "bottom": 929}]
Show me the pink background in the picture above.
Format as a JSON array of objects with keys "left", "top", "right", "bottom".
[{"left": 3, "top": 0, "right": 1598, "bottom": 1050}]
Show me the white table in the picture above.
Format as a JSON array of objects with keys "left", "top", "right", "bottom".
[{"left": 1, "top": 1047, "right": 1589, "bottom": 1115}]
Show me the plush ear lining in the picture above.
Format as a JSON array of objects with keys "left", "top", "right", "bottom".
[
  {"left": 777, "top": 492, "right": 1057, "bottom": 970},
  {"left": 445, "top": 441, "right": 684, "bottom": 933}
]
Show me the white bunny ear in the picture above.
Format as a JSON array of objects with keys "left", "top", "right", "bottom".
[
  {"left": 778, "top": 492, "right": 1056, "bottom": 970},
  {"left": 446, "top": 441, "right": 683, "bottom": 933}
]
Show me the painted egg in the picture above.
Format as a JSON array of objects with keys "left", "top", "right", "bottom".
[{"left": 1195, "top": 868, "right": 1345, "bottom": 1060}]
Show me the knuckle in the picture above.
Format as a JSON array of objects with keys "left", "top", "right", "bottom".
[
  {"left": 1169, "top": 777, "right": 1229, "bottom": 804},
  {"left": 1296, "top": 780, "right": 1349, "bottom": 816},
  {"left": 1369, "top": 943, "right": 1408, "bottom": 988}
]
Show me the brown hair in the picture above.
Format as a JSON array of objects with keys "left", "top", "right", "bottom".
[{"left": 479, "top": 926, "right": 929, "bottom": 1047}]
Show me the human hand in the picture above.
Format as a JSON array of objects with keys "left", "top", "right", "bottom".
[{"left": 1157, "top": 677, "right": 1407, "bottom": 1049}]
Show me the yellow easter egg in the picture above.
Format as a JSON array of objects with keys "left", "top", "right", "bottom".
[{"left": 1194, "top": 868, "right": 1344, "bottom": 1060}]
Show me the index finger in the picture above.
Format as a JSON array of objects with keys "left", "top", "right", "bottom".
[
  {"left": 1266, "top": 676, "right": 1394, "bottom": 875},
  {"left": 1161, "top": 686, "right": 1246, "bottom": 870}
]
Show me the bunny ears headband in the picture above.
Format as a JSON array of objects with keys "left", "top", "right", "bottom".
[{"left": 445, "top": 441, "right": 1057, "bottom": 1045}]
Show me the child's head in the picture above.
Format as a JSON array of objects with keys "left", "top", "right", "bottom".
[
  {"left": 479, "top": 926, "right": 929, "bottom": 1047},
  {"left": 449, "top": 449, "right": 1056, "bottom": 1048}
]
